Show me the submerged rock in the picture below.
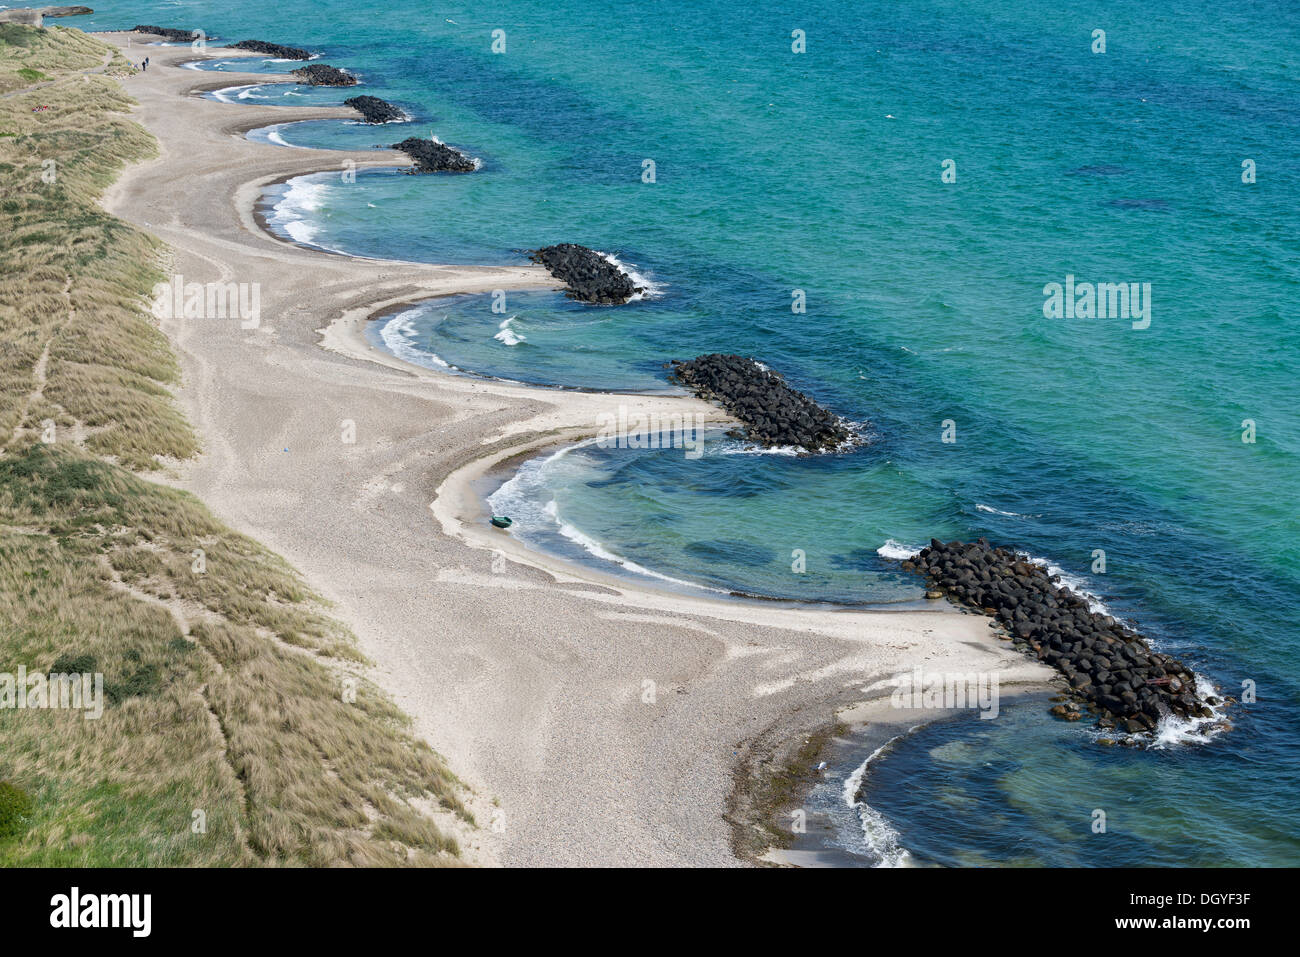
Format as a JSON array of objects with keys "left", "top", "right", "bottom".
[
  {"left": 528, "top": 243, "right": 642, "bottom": 305},
  {"left": 390, "top": 136, "right": 477, "bottom": 173},
  {"left": 902, "top": 538, "right": 1218, "bottom": 735},
  {"left": 228, "top": 39, "right": 313, "bottom": 60},
  {"left": 290, "top": 63, "right": 357, "bottom": 86},
  {"left": 683, "top": 539, "right": 777, "bottom": 567},
  {"left": 343, "top": 95, "right": 406, "bottom": 124},
  {"left": 668, "top": 353, "right": 853, "bottom": 453}
]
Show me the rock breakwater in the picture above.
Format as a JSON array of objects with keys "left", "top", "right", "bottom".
[
  {"left": 902, "top": 539, "right": 1220, "bottom": 735},
  {"left": 133, "top": 24, "right": 201, "bottom": 41},
  {"left": 290, "top": 64, "right": 357, "bottom": 86},
  {"left": 390, "top": 136, "right": 476, "bottom": 173},
  {"left": 668, "top": 353, "right": 853, "bottom": 452},
  {"left": 344, "top": 95, "right": 406, "bottom": 124},
  {"left": 228, "top": 39, "right": 312, "bottom": 60},
  {"left": 528, "top": 244, "right": 642, "bottom": 304}
]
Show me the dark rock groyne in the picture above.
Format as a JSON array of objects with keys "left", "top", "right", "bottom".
[
  {"left": 902, "top": 539, "right": 1220, "bottom": 735},
  {"left": 344, "top": 95, "right": 406, "bottom": 124},
  {"left": 133, "top": 24, "right": 201, "bottom": 41},
  {"left": 391, "top": 136, "right": 477, "bottom": 173},
  {"left": 228, "top": 39, "right": 312, "bottom": 60},
  {"left": 668, "top": 353, "right": 853, "bottom": 452},
  {"left": 529, "top": 243, "right": 642, "bottom": 305},
  {"left": 290, "top": 63, "right": 357, "bottom": 86}
]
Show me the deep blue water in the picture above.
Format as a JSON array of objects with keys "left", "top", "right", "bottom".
[{"left": 87, "top": 0, "right": 1300, "bottom": 866}]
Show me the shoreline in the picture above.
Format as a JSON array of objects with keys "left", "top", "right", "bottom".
[
  {"left": 468, "top": 432, "right": 947, "bottom": 611},
  {"left": 432, "top": 424, "right": 950, "bottom": 615},
  {"left": 744, "top": 685, "right": 1056, "bottom": 867},
  {"left": 94, "top": 30, "right": 1057, "bottom": 866},
  {"left": 362, "top": 299, "right": 683, "bottom": 394}
]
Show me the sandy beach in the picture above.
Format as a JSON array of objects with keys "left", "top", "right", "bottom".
[{"left": 97, "top": 33, "right": 1054, "bottom": 866}]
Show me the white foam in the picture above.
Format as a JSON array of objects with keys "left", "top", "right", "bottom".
[
  {"left": 209, "top": 84, "right": 260, "bottom": 104},
  {"left": 1024, "top": 554, "right": 1111, "bottom": 615},
  {"left": 486, "top": 443, "right": 730, "bottom": 596},
  {"left": 183, "top": 59, "right": 242, "bottom": 72},
  {"left": 264, "top": 175, "right": 349, "bottom": 252},
  {"left": 843, "top": 730, "right": 917, "bottom": 867},
  {"left": 713, "top": 438, "right": 801, "bottom": 457},
  {"left": 493, "top": 315, "right": 525, "bottom": 346},
  {"left": 1149, "top": 672, "right": 1228, "bottom": 748},
  {"left": 347, "top": 112, "right": 414, "bottom": 126},
  {"left": 976, "top": 503, "right": 1040, "bottom": 519},
  {"left": 877, "top": 539, "right": 922, "bottom": 560},
  {"left": 275, "top": 175, "right": 327, "bottom": 213},
  {"left": 595, "top": 250, "right": 666, "bottom": 301},
  {"left": 248, "top": 123, "right": 311, "bottom": 149},
  {"left": 377, "top": 308, "right": 450, "bottom": 369},
  {"left": 282, "top": 220, "right": 318, "bottom": 245}
]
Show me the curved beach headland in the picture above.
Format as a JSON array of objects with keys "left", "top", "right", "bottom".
[{"left": 88, "top": 30, "right": 1061, "bottom": 866}]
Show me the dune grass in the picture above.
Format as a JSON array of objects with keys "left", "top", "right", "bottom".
[
  {"left": 0, "top": 22, "right": 120, "bottom": 94},
  {"left": 0, "top": 25, "right": 470, "bottom": 866}
]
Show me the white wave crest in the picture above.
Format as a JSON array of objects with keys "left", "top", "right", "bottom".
[
  {"left": 975, "top": 503, "right": 1040, "bottom": 519},
  {"left": 1149, "top": 672, "right": 1228, "bottom": 748},
  {"left": 877, "top": 539, "right": 922, "bottom": 560},
  {"left": 493, "top": 315, "right": 525, "bottom": 346},
  {"left": 843, "top": 731, "right": 917, "bottom": 867},
  {"left": 377, "top": 308, "right": 450, "bottom": 369},
  {"left": 595, "top": 250, "right": 666, "bottom": 301},
  {"left": 264, "top": 175, "right": 352, "bottom": 252},
  {"left": 208, "top": 84, "right": 260, "bottom": 104},
  {"left": 486, "top": 444, "right": 729, "bottom": 595},
  {"left": 248, "top": 123, "right": 310, "bottom": 149},
  {"left": 713, "top": 439, "right": 801, "bottom": 457}
]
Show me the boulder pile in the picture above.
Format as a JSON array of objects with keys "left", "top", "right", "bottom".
[
  {"left": 133, "top": 25, "right": 201, "bottom": 41},
  {"left": 228, "top": 39, "right": 312, "bottom": 59},
  {"left": 390, "top": 136, "right": 477, "bottom": 173},
  {"left": 668, "top": 353, "right": 853, "bottom": 452},
  {"left": 290, "top": 64, "right": 357, "bottom": 86},
  {"left": 343, "top": 95, "right": 406, "bottom": 124},
  {"left": 902, "top": 539, "right": 1219, "bottom": 734},
  {"left": 529, "top": 243, "right": 642, "bottom": 304}
]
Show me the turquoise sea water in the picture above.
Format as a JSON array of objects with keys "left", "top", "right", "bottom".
[{"left": 90, "top": 0, "right": 1300, "bottom": 866}]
